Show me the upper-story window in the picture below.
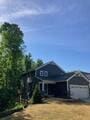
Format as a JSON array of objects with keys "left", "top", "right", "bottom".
[
  {"left": 44, "top": 71, "right": 48, "bottom": 77},
  {"left": 40, "top": 71, "right": 44, "bottom": 76},
  {"left": 40, "top": 70, "right": 48, "bottom": 77}
]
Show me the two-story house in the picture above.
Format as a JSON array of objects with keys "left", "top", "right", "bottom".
[{"left": 21, "top": 61, "right": 90, "bottom": 99}]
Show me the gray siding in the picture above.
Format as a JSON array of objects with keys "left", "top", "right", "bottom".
[
  {"left": 68, "top": 75, "right": 89, "bottom": 85},
  {"left": 68, "top": 75, "right": 89, "bottom": 97},
  {"left": 36, "top": 63, "right": 65, "bottom": 80}
]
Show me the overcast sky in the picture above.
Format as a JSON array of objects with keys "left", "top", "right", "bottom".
[{"left": 0, "top": 0, "right": 90, "bottom": 72}]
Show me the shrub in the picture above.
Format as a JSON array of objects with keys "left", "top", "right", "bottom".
[
  {"left": 31, "top": 84, "right": 42, "bottom": 104},
  {"left": 0, "top": 88, "right": 17, "bottom": 111}
]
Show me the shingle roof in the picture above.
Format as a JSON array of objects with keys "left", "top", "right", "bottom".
[
  {"left": 39, "top": 71, "right": 90, "bottom": 82},
  {"left": 81, "top": 71, "right": 90, "bottom": 80},
  {"left": 39, "top": 72, "right": 75, "bottom": 82}
]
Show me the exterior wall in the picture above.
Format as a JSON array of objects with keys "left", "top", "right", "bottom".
[
  {"left": 68, "top": 75, "right": 89, "bottom": 85},
  {"left": 48, "top": 84, "right": 55, "bottom": 95},
  {"left": 68, "top": 75, "right": 89, "bottom": 97},
  {"left": 35, "top": 63, "right": 65, "bottom": 80}
]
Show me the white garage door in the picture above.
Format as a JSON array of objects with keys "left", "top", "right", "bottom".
[{"left": 70, "top": 85, "right": 89, "bottom": 99}]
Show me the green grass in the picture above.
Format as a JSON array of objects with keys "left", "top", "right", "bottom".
[
  {"left": 0, "top": 102, "right": 24, "bottom": 112},
  {"left": 14, "top": 102, "right": 24, "bottom": 109}
]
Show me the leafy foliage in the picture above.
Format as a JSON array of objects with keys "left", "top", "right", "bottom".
[
  {"left": 0, "top": 22, "right": 44, "bottom": 111},
  {"left": 23, "top": 54, "right": 43, "bottom": 72},
  {"left": 36, "top": 59, "right": 43, "bottom": 68},
  {"left": 24, "top": 53, "right": 33, "bottom": 72},
  {"left": 0, "top": 88, "right": 17, "bottom": 111},
  {"left": 0, "top": 22, "right": 24, "bottom": 90},
  {"left": 31, "top": 84, "right": 42, "bottom": 104}
]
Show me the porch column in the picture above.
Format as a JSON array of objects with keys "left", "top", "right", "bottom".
[{"left": 42, "top": 81, "right": 45, "bottom": 92}]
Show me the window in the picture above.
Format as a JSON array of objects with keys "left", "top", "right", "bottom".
[
  {"left": 40, "top": 71, "right": 44, "bottom": 76},
  {"left": 40, "top": 71, "right": 48, "bottom": 77},
  {"left": 44, "top": 71, "right": 48, "bottom": 77}
]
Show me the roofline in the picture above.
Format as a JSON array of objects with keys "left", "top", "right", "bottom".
[
  {"left": 67, "top": 71, "right": 89, "bottom": 82},
  {"left": 35, "top": 61, "right": 65, "bottom": 73},
  {"left": 66, "top": 72, "right": 77, "bottom": 81},
  {"left": 39, "top": 80, "right": 56, "bottom": 84},
  {"left": 35, "top": 75, "right": 67, "bottom": 83},
  {"left": 35, "top": 71, "right": 89, "bottom": 83},
  {"left": 78, "top": 71, "right": 89, "bottom": 82}
]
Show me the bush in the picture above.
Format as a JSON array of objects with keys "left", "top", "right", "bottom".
[
  {"left": 0, "top": 88, "right": 17, "bottom": 111},
  {"left": 31, "top": 84, "right": 42, "bottom": 104}
]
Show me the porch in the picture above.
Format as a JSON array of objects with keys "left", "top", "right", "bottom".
[
  {"left": 39, "top": 81, "right": 56, "bottom": 96},
  {"left": 39, "top": 81, "right": 67, "bottom": 98}
]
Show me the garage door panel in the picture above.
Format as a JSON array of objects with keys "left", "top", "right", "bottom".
[{"left": 70, "top": 85, "right": 89, "bottom": 99}]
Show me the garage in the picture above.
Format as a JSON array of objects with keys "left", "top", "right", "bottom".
[
  {"left": 68, "top": 72, "right": 89, "bottom": 99},
  {"left": 70, "top": 85, "right": 89, "bottom": 99}
]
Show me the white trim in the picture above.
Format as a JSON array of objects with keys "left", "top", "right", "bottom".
[
  {"left": 77, "top": 71, "right": 89, "bottom": 82},
  {"left": 66, "top": 71, "right": 89, "bottom": 93},
  {"left": 67, "top": 72, "right": 77, "bottom": 82},
  {"left": 70, "top": 84, "right": 89, "bottom": 87},
  {"left": 35, "top": 72, "right": 56, "bottom": 83},
  {"left": 44, "top": 71, "right": 48, "bottom": 77},
  {"left": 39, "top": 82, "right": 54, "bottom": 96},
  {"left": 40, "top": 70, "right": 44, "bottom": 76},
  {"left": 39, "top": 80, "right": 56, "bottom": 84},
  {"left": 35, "top": 61, "right": 65, "bottom": 73},
  {"left": 66, "top": 72, "right": 77, "bottom": 93},
  {"left": 42, "top": 81, "right": 44, "bottom": 91},
  {"left": 44, "top": 80, "right": 56, "bottom": 84},
  {"left": 67, "top": 71, "right": 89, "bottom": 82},
  {"left": 67, "top": 80, "right": 69, "bottom": 92}
]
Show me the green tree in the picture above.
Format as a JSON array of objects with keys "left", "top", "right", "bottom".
[
  {"left": 31, "top": 59, "right": 43, "bottom": 70},
  {"left": 0, "top": 22, "right": 24, "bottom": 91},
  {"left": 24, "top": 53, "right": 33, "bottom": 72},
  {"left": 36, "top": 59, "right": 43, "bottom": 67}
]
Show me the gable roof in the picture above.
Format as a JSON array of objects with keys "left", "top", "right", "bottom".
[
  {"left": 21, "top": 61, "right": 90, "bottom": 83},
  {"left": 36, "top": 71, "right": 90, "bottom": 82},
  {"left": 35, "top": 61, "right": 65, "bottom": 73},
  {"left": 81, "top": 71, "right": 90, "bottom": 80},
  {"left": 52, "top": 72, "right": 75, "bottom": 81}
]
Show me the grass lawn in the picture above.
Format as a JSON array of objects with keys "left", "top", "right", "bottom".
[{"left": 1, "top": 98, "right": 90, "bottom": 120}]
